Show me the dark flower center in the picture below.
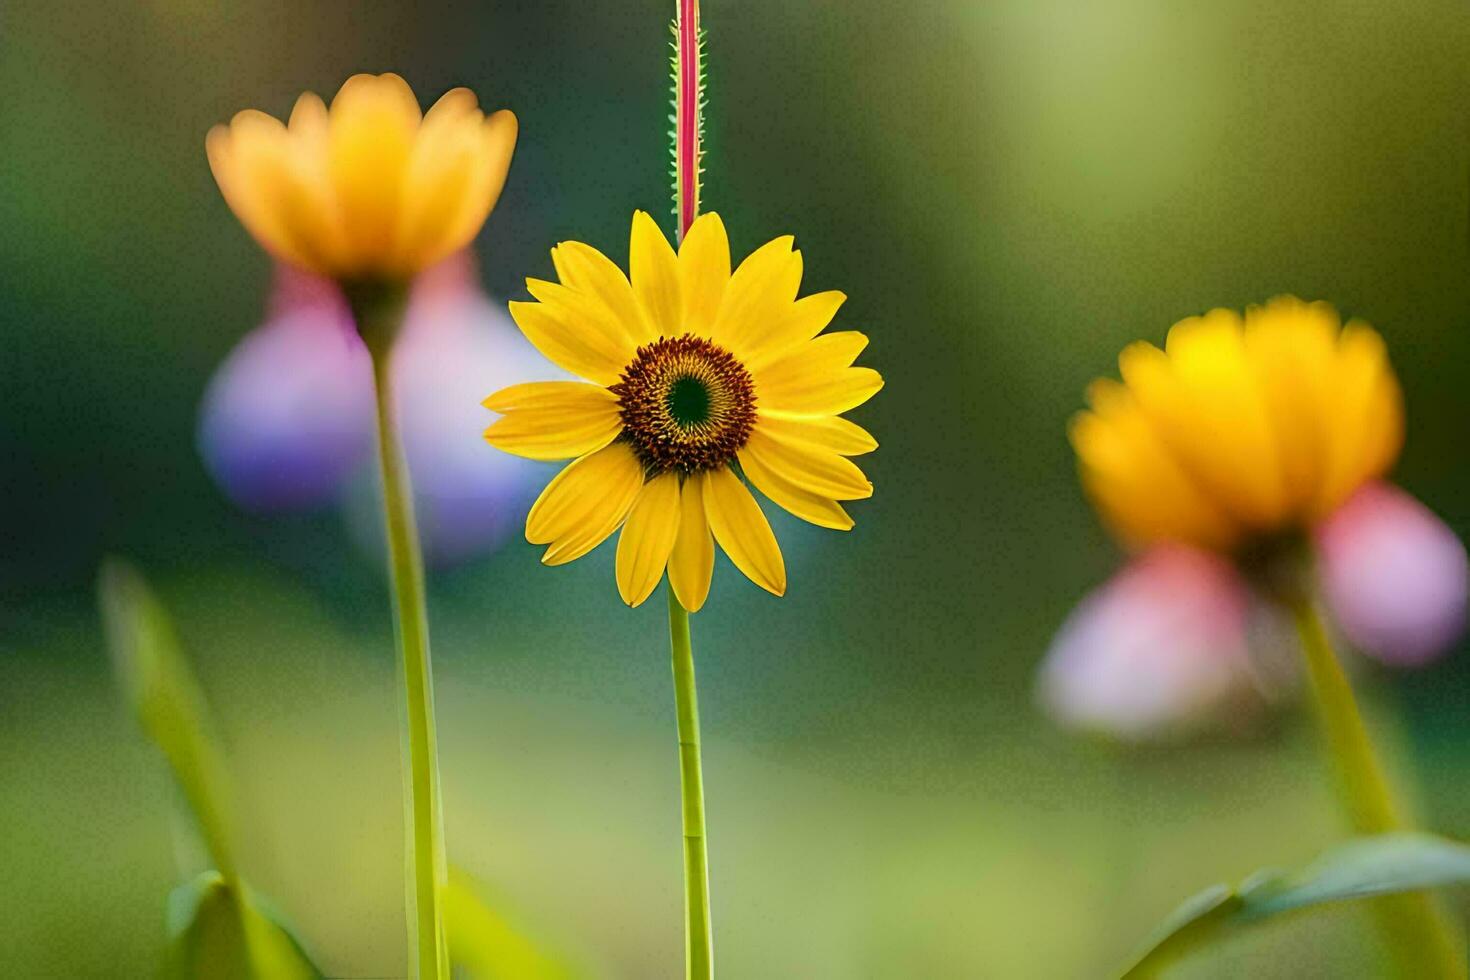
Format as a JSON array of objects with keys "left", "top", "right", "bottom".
[{"left": 611, "top": 334, "right": 757, "bottom": 474}]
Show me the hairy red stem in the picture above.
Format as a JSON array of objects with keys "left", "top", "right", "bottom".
[{"left": 676, "top": 0, "right": 701, "bottom": 240}]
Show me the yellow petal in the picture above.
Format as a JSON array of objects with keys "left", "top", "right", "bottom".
[
  {"left": 279, "top": 92, "right": 347, "bottom": 270},
  {"left": 525, "top": 443, "right": 644, "bottom": 566},
  {"left": 709, "top": 236, "right": 802, "bottom": 359},
  {"left": 742, "top": 427, "right": 872, "bottom": 501},
  {"left": 508, "top": 300, "right": 631, "bottom": 386},
  {"left": 629, "top": 210, "right": 682, "bottom": 338},
  {"left": 482, "top": 382, "right": 623, "bottom": 461},
  {"left": 758, "top": 366, "right": 883, "bottom": 416},
  {"left": 390, "top": 88, "right": 479, "bottom": 272},
  {"left": 703, "top": 466, "right": 786, "bottom": 596},
  {"left": 1120, "top": 310, "right": 1288, "bottom": 532},
  {"left": 438, "top": 108, "right": 517, "bottom": 263},
  {"left": 754, "top": 331, "right": 869, "bottom": 400},
  {"left": 743, "top": 291, "right": 848, "bottom": 372},
  {"left": 677, "top": 212, "right": 731, "bottom": 335},
  {"left": 668, "top": 472, "right": 715, "bottom": 612},
  {"left": 739, "top": 446, "right": 854, "bottom": 531},
  {"left": 1070, "top": 378, "right": 1237, "bottom": 550},
  {"left": 523, "top": 278, "right": 639, "bottom": 369},
  {"left": 207, "top": 111, "right": 336, "bottom": 274},
  {"left": 549, "top": 241, "right": 654, "bottom": 347},
  {"left": 327, "top": 73, "right": 423, "bottom": 276},
  {"left": 757, "top": 412, "right": 877, "bottom": 455},
  {"left": 615, "top": 472, "right": 683, "bottom": 606},
  {"left": 1244, "top": 297, "right": 1338, "bottom": 514},
  {"left": 1316, "top": 322, "right": 1403, "bottom": 516},
  {"left": 393, "top": 96, "right": 517, "bottom": 276}
]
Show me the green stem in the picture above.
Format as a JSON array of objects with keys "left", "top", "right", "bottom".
[
  {"left": 358, "top": 288, "right": 449, "bottom": 980},
  {"left": 1290, "top": 600, "right": 1464, "bottom": 978},
  {"left": 668, "top": 587, "right": 713, "bottom": 979}
]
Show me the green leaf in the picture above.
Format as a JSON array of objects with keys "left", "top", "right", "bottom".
[
  {"left": 164, "top": 871, "right": 321, "bottom": 980},
  {"left": 445, "top": 869, "right": 581, "bottom": 979},
  {"left": 99, "top": 558, "right": 237, "bottom": 877},
  {"left": 99, "top": 559, "right": 324, "bottom": 979},
  {"left": 1120, "top": 833, "right": 1470, "bottom": 978}
]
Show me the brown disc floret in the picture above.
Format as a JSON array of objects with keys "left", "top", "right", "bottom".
[{"left": 611, "top": 334, "right": 757, "bottom": 474}]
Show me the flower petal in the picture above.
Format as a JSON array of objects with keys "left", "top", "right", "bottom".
[
  {"left": 207, "top": 110, "right": 338, "bottom": 274},
  {"left": 198, "top": 311, "right": 374, "bottom": 511},
  {"left": 1120, "top": 311, "right": 1289, "bottom": 532},
  {"left": 1244, "top": 297, "right": 1339, "bottom": 515},
  {"left": 757, "top": 411, "right": 877, "bottom": 456},
  {"left": 394, "top": 96, "right": 517, "bottom": 276},
  {"left": 677, "top": 212, "right": 731, "bottom": 335},
  {"left": 327, "top": 73, "right": 423, "bottom": 275},
  {"left": 1316, "top": 324, "right": 1403, "bottom": 518},
  {"left": 703, "top": 466, "right": 786, "bottom": 596},
  {"left": 549, "top": 240, "right": 653, "bottom": 347},
  {"left": 757, "top": 366, "right": 884, "bottom": 416},
  {"left": 1317, "top": 482, "right": 1467, "bottom": 666},
  {"left": 482, "top": 382, "right": 622, "bottom": 461},
  {"left": 738, "top": 444, "right": 853, "bottom": 531},
  {"left": 669, "top": 472, "right": 715, "bottom": 612},
  {"left": 630, "top": 210, "right": 682, "bottom": 338},
  {"left": 525, "top": 442, "right": 644, "bottom": 565},
  {"left": 615, "top": 471, "right": 683, "bottom": 607},
  {"left": 709, "top": 235, "right": 801, "bottom": 359},
  {"left": 742, "top": 426, "right": 872, "bottom": 501},
  {"left": 508, "top": 300, "right": 630, "bottom": 386},
  {"left": 1037, "top": 547, "right": 1263, "bottom": 741},
  {"left": 523, "top": 278, "right": 639, "bottom": 369},
  {"left": 743, "top": 291, "right": 848, "bottom": 373},
  {"left": 753, "top": 331, "right": 869, "bottom": 402},
  {"left": 1071, "top": 379, "right": 1238, "bottom": 551}
]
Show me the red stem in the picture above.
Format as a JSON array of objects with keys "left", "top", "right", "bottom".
[{"left": 676, "top": 0, "right": 700, "bottom": 241}]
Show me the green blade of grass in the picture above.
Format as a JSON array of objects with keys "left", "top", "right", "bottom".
[
  {"left": 165, "top": 871, "right": 321, "bottom": 980},
  {"left": 445, "top": 869, "right": 582, "bottom": 979}
]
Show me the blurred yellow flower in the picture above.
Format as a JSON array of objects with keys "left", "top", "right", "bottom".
[
  {"left": 1072, "top": 297, "right": 1402, "bottom": 553},
  {"left": 206, "top": 73, "right": 517, "bottom": 284},
  {"left": 484, "top": 211, "right": 882, "bottom": 609}
]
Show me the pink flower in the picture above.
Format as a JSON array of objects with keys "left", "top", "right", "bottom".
[
  {"left": 1317, "top": 483, "right": 1468, "bottom": 667},
  {"left": 1038, "top": 547, "right": 1267, "bottom": 741},
  {"left": 199, "top": 255, "right": 556, "bottom": 567},
  {"left": 1040, "top": 482, "right": 1466, "bottom": 740}
]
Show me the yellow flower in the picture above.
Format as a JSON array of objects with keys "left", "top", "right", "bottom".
[
  {"left": 483, "top": 211, "right": 883, "bottom": 610},
  {"left": 206, "top": 73, "right": 517, "bottom": 284},
  {"left": 1071, "top": 296, "right": 1403, "bottom": 553}
]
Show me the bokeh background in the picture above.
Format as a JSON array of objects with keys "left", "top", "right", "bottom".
[{"left": 4, "top": 1, "right": 1470, "bottom": 976}]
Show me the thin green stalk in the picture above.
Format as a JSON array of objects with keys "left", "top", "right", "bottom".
[
  {"left": 1290, "top": 600, "right": 1464, "bottom": 978},
  {"left": 668, "top": 587, "right": 712, "bottom": 979},
  {"left": 357, "top": 287, "right": 449, "bottom": 980}
]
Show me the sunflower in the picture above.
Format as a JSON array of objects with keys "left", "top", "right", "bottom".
[
  {"left": 483, "top": 211, "right": 882, "bottom": 609},
  {"left": 206, "top": 73, "right": 517, "bottom": 284},
  {"left": 1070, "top": 296, "right": 1402, "bottom": 558}
]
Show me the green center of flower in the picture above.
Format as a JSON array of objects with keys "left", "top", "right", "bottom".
[
  {"left": 667, "top": 375, "right": 712, "bottom": 427},
  {"left": 611, "top": 334, "right": 757, "bottom": 474}
]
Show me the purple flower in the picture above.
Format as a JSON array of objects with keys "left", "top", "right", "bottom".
[{"left": 199, "top": 254, "right": 555, "bottom": 567}]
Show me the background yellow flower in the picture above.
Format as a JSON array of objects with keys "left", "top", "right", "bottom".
[
  {"left": 1071, "top": 297, "right": 1403, "bottom": 553},
  {"left": 207, "top": 73, "right": 517, "bottom": 284}
]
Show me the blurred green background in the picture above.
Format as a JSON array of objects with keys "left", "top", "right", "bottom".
[{"left": 4, "top": 0, "right": 1470, "bottom": 976}]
